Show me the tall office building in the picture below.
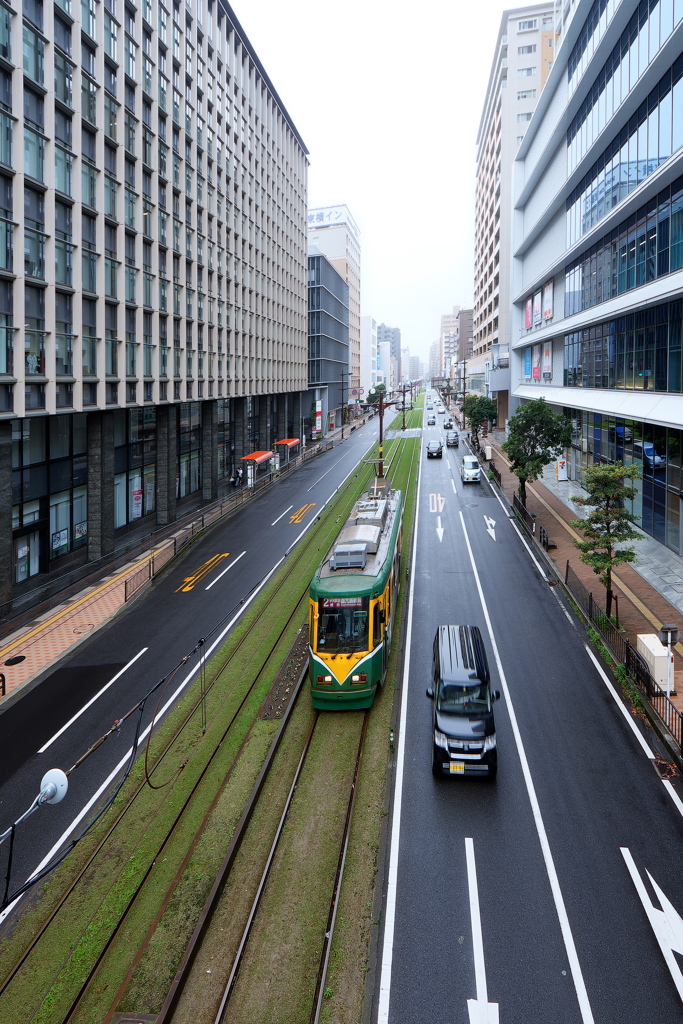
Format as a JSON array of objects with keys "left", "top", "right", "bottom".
[
  {"left": 512, "top": 0, "right": 683, "bottom": 557},
  {"left": 377, "top": 323, "right": 401, "bottom": 385},
  {"left": 359, "top": 315, "right": 378, "bottom": 397},
  {"left": 441, "top": 306, "right": 460, "bottom": 376},
  {"left": 3, "top": 0, "right": 308, "bottom": 608},
  {"left": 474, "top": 3, "right": 555, "bottom": 424},
  {"left": 307, "top": 205, "right": 361, "bottom": 397},
  {"left": 308, "top": 248, "right": 349, "bottom": 435}
]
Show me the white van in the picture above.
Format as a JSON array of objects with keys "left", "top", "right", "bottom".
[{"left": 460, "top": 455, "right": 481, "bottom": 483}]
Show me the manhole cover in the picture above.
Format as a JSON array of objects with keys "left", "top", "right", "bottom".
[
  {"left": 467, "top": 503, "right": 479, "bottom": 508},
  {"left": 73, "top": 623, "right": 95, "bottom": 634}
]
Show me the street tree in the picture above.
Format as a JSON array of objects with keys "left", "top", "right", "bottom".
[
  {"left": 463, "top": 396, "right": 497, "bottom": 445},
  {"left": 570, "top": 461, "right": 641, "bottom": 620},
  {"left": 367, "top": 382, "right": 386, "bottom": 405},
  {"left": 502, "top": 398, "right": 571, "bottom": 505}
]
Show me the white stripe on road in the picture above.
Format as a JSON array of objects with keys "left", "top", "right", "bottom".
[
  {"left": 459, "top": 510, "right": 596, "bottom": 1024},
  {"left": 465, "top": 837, "right": 499, "bottom": 1023},
  {"left": 1, "top": 556, "right": 284, "bottom": 925},
  {"left": 582, "top": 645, "right": 654, "bottom": 759},
  {"left": 205, "top": 550, "right": 246, "bottom": 590},
  {"left": 271, "top": 506, "right": 293, "bottom": 526},
  {"left": 39, "top": 648, "right": 149, "bottom": 753},
  {"left": 376, "top": 447, "right": 422, "bottom": 1023}
]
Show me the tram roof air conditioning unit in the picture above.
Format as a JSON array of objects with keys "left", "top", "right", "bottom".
[{"left": 330, "top": 543, "right": 368, "bottom": 570}]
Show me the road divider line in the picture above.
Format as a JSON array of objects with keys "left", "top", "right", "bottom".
[
  {"left": 459, "top": 510, "right": 596, "bottom": 1024},
  {"left": 465, "top": 837, "right": 499, "bottom": 1023},
  {"left": 377, "top": 437, "right": 423, "bottom": 1024},
  {"left": 271, "top": 506, "right": 293, "bottom": 526},
  {"left": 39, "top": 648, "right": 149, "bottom": 753},
  {"left": 582, "top": 645, "right": 654, "bottom": 759},
  {"left": 205, "top": 550, "right": 247, "bottom": 590}
]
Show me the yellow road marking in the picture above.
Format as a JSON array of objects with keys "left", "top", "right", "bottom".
[
  {"left": 176, "top": 553, "right": 229, "bottom": 592},
  {"left": 290, "top": 503, "right": 316, "bottom": 524},
  {"left": 496, "top": 447, "right": 683, "bottom": 656}
]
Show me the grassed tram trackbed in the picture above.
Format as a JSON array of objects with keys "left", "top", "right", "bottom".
[{"left": 0, "top": 436, "right": 420, "bottom": 1024}]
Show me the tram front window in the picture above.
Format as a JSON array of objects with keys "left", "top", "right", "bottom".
[{"left": 317, "top": 598, "right": 369, "bottom": 653}]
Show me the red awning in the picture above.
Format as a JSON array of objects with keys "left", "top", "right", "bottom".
[
  {"left": 275, "top": 438, "right": 300, "bottom": 447},
  {"left": 240, "top": 450, "right": 273, "bottom": 465}
]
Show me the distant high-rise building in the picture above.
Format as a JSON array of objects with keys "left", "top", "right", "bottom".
[
  {"left": 377, "top": 324, "right": 402, "bottom": 385},
  {"left": 308, "top": 206, "right": 361, "bottom": 396},
  {"left": 441, "top": 306, "right": 460, "bottom": 376},
  {"left": 308, "top": 248, "right": 349, "bottom": 435},
  {"left": 360, "top": 316, "right": 379, "bottom": 398},
  {"left": 473, "top": 3, "right": 555, "bottom": 422}
]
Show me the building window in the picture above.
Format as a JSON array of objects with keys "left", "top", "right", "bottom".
[
  {"left": 517, "top": 112, "right": 532, "bottom": 122},
  {"left": 518, "top": 44, "right": 536, "bottom": 54},
  {"left": 518, "top": 19, "right": 537, "bottom": 30},
  {"left": 517, "top": 89, "right": 536, "bottom": 100},
  {"left": 517, "top": 67, "right": 536, "bottom": 77}
]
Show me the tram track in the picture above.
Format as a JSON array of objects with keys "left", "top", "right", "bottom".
[{"left": 0, "top": 451, "right": 384, "bottom": 1024}]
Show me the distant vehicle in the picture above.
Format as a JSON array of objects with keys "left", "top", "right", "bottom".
[
  {"left": 460, "top": 456, "right": 481, "bottom": 483},
  {"left": 427, "top": 415, "right": 436, "bottom": 425},
  {"left": 437, "top": 407, "right": 445, "bottom": 415},
  {"left": 444, "top": 418, "right": 453, "bottom": 429},
  {"left": 427, "top": 625, "right": 500, "bottom": 778},
  {"left": 633, "top": 440, "right": 666, "bottom": 468},
  {"left": 446, "top": 431, "right": 459, "bottom": 448},
  {"left": 427, "top": 403, "right": 434, "bottom": 410},
  {"left": 426, "top": 440, "right": 443, "bottom": 459}
]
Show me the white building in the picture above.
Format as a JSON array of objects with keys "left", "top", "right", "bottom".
[
  {"left": 512, "top": 0, "right": 683, "bottom": 557},
  {"left": 360, "top": 315, "right": 378, "bottom": 398},
  {"left": 474, "top": 3, "right": 556, "bottom": 422}
]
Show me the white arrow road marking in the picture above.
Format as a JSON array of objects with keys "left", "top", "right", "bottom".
[
  {"left": 484, "top": 515, "right": 496, "bottom": 541},
  {"left": 621, "top": 846, "right": 683, "bottom": 1001},
  {"left": 466, "top": 837, "right": 499, "bottom": 1024},
  {"left": 436, "top": 516, "right": 444, "bottom": 542}
]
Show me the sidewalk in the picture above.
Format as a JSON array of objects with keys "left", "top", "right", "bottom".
[{"left": 485, "top": 429, "right": 683, "bottom": 709}]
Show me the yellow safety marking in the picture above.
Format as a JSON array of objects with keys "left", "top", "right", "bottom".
[
  {"left": 429, "top": 493, "right": 446, "bottom": 513},
  {"left": 175, "top": 553, "right": 229, "bottom": 592},
  {"left": 496, "top": 447, "right": 683, "bottom": 657},
  {"left": 290, "top": 503, "right": 316, "bottom": 524}
]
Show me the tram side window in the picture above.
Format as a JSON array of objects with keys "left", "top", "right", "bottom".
[{"left": 373, "top": 602, "right": 381, "bottom": 647}]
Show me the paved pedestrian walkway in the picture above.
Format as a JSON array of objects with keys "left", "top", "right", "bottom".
[{"left": 485, "top": 429, "right": 683, "bottom": 707}]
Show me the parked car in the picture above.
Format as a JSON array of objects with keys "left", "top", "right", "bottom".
[
  {"left": 460, "top": 455, "right": 481, "bottom": 483},
  {"left": 446, "top": 431, "right": 459, "bottom": 448},
  {"left": 426, "top": 440, "right": 443, "bottom": 458},
  {"left": 427, "top": 415, "right": 436, "bottom": 425}
]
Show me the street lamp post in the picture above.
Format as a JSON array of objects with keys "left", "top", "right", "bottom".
[{"left": 369, "top": 386, "right": 395, "bottom": 479}]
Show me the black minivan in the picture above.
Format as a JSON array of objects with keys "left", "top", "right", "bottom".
[{"left": 426, "top": 625, "right": 500, "bottom": 778}]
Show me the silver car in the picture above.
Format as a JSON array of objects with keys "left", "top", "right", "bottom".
[{"left": 460, "top": 455, "right": 481, "bottom": 483}]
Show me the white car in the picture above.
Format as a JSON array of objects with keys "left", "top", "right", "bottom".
[{"left": 460, "top": 456, "right": 481, "bottom": 483}]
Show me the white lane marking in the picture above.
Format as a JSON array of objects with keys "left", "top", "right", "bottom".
[
  {"left": 271, "top": 505, "right": 293, "bottom": 526},
  {"left": 466, "top": 837, "right": 499, "bottom": 1023},
  {"left": 452, "top": 478, "right": 457, "bottom": 493},
  {"left": 459, "top": 510, "right": 596, "bottom": 1024},
  {"left": 484, "top": 515, "right": 496, "bottom": 541},
  {"left": 307, "top": 452, "right": 354, "bottom": 491},
  {"left": 376, "top": 439, "right": 423, "bottom": 1023},
  {"left": 662, "top": 780, "right": 683, "bottom": 820},
  {"left": 582, "top": 645, "right": 654, "bottom": 759},
  {"left": 436, "top": 516, "right": 444, "bottom": 543},
  {"left": 621, "top": 846, "right": 683, "bottom": 1001},
  {"left": 1, "top": 554, "right": 285, "bottom": 925},
  {"left": 205, "top": 550, "right": 246, "bottom": 590},
  {"left": 38, "top": 648, "right": 149, "bottom": 753}
]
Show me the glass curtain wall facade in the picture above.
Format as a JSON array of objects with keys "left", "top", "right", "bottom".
[
  {"left": 511, "top": 0, "right": 683, "bottom": 557},
  {"left": 308, "top": 252, "right": 350, "bottom": 422}
]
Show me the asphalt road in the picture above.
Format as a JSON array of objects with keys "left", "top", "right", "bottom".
[
  {"left": 0, "top": 419, "right": 380, "bottom": 919},
  {"left": 377, "top": 400, "right": 683, "bottom": 1024}
]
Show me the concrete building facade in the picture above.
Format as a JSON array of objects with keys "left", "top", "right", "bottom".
[
  {"left": 474, "top": 3, "right": 556, "bottom": 425},
  {"left": 376, "top": 323, "right": 402, "bottom": 386},
  {"left": 2, "top": 0, "right": 309, "bottom": 610},
  {"left": 512, "top": 0, "right": 683, "bottom": 557},
  {"left": 360, "top": 315, "right": 379, "bottom": 398}
]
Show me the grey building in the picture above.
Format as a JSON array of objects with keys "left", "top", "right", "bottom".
[
  {"left": 377, "top": 324, "right": 401, "bottom": 383},
  {"left": 2, "top": 0, "right": 309, "bottom": 610},
  {"left": 307, "top": 248, "right": 350, "bottom": 436}
]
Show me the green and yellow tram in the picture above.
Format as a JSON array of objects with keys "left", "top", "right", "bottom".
[{"left": 309, "top": 486, "right": 403, "bottom": 710}]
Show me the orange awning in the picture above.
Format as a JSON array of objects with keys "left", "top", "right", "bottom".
[
  {"left": 275, "top": 438, "right": 300, "bottom": 447},
  {"left": 240, "top": 450, "right": 273, "bottom": 465}
]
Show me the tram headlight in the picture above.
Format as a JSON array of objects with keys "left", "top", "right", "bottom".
[{"left": 351, "top": 674, "right": 367, "bottom": 683}]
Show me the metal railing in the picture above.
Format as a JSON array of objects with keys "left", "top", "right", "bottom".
[
  {"left": 512, "top": 493, "right": 537, "bottom": 533},
  {"left": 489, "top": 461, "right": 502, "bottom": 488}
]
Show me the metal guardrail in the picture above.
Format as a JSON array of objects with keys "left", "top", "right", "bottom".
[{"left": 512, "top": 493, "right": 537, "bottom": 533}]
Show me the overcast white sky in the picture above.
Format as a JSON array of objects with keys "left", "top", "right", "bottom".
[{"left": 234, "top": 0, "right": 513, "bottom": 361}]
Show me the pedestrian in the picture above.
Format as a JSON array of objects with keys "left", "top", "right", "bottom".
[{"left": 237, "top": 466, "right": 243, "bottom": 486}]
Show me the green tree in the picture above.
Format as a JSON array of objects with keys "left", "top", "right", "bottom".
[
  {"left": 502, "top": 398, "right": 571, "bottom": 506},
  {"left": 463, "top": 396, "right": 497, "bottom": 445},
  {"left": 367, "top": 382, "right": 386, "bottom": 405},
  {"left": 570, "top": 461, "right": 641, "bottom": 619}
]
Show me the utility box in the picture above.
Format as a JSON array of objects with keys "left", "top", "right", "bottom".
[
  {"left": 484, "top": 445, "right": 492, "bottom": 461},
  {"left": 637, "top": 634, "right": 675, "bottom": 692}
]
